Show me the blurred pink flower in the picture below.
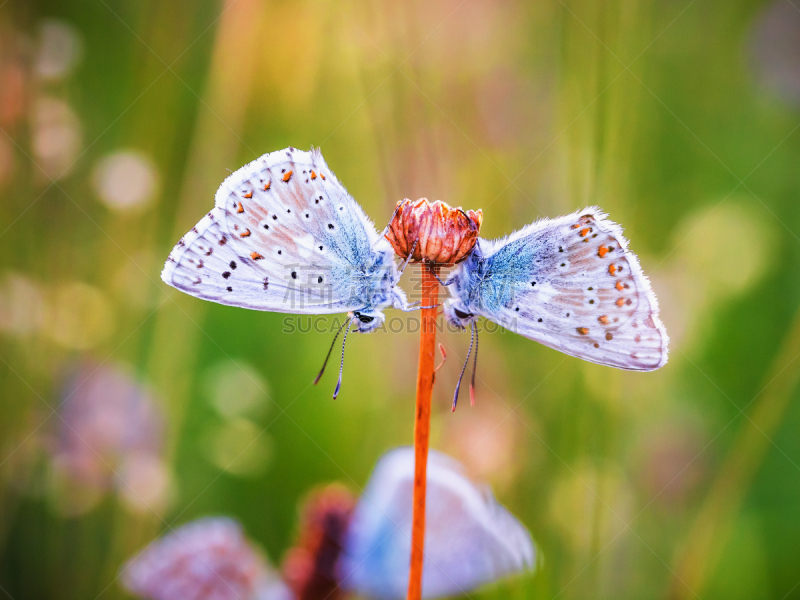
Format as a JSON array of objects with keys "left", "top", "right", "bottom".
[
  {"left": 122, "top": 518, "right": 288, "bottom": 600},
  {"left": 52, "top": 361, "right": 164, "bottom": 491},
  {"left": 750, "top": 1, "right": 800, "bottom": 105},
  {"left": 282, "top": 484, "right": 355, "bottom": 600}
]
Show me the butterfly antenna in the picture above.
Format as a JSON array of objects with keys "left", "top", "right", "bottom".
[
  {"left": 313, "top": 319, "right": 347, "bottom": 385},
  {"left": 452, "top": 323, "right": 475, "bottom": 412},
  {"left": 469, "top": 321, "right": 479, "bottom": 407},
  {"left": 333, "top": 320, "right": 353, "bottom": 399},
  {"left": 432, "top": 343, "right": 447, "bottom": 384}
]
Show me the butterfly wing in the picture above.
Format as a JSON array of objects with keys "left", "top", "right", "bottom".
[
  {"left": 162, "top": 147, "right": 397, "bottom": 315},
  {"left": 339, "top": 448, "right": 535, "bottom": 600},
  {"left": 450, "top": 207, "right": 668, "bottom": 370}
]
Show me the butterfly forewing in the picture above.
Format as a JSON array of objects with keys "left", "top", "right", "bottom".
[
  {"left": 459, "top": 207, "right": 668, "bottom": 370},
  {"left": 162, "top": 148, "right": 396, "bottom": 315}
]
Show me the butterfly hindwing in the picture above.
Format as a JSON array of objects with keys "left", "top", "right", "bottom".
[
  {"left": 449, "top": 207, "right": 668, "bottom": 371},
  {"left": 339, "top": 448, "right": 535, "bottom": 600},
  {"left": 163, "top": 148, "right": 398, "bottom": 315}
]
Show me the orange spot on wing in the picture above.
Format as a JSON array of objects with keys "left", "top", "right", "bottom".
[
  {"left": 609, "top": 264, "right": 618, "bottom": 275},
  {"left": 615, "top": 298, "right": 625, "bottom": 307},
  {"left": 263, "top": 181, "right": 271, "bottom": 191},
  {"left": 605, "top": 332, "right": 613, "bottom": 341},
  {"left": 250, "top": 252, "right": 264, "bottom": 260},
  {"left": 282, "top": 171, "right": 293, "bottom": 182},
  {"left": 321, "top": 173, "right": 326, "bottom": 180},
  {"left": 598, "top": 245, "right": 609, "bottom": 258},
  {"left": 598, "top": 315, "right": 610, "bottom": 325},
  {"left": 615, "top": 281, "right": 624, "bottom": 291},
  {"left": 243, "top": 191, "right": 253, "bottom": 198},
  {"left": 576, "top": 327, "right": 589, "bottom": 335},
  {"left": 579, "top": 227, "right": 591, "bottom": 237},
  {"left": 571, "top": 224, "right": 581, "bottom": 229},
  {"left": 310, "top": 170, "right": 317, "bottom": 180},
  {"left": 235, "top": 202, "right": 244, "bottom": 214},
  {"left": 239, "top": 229, "right": 251, "bottom": 238}
]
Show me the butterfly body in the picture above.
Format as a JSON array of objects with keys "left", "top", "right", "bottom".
[
  {"left": 443, "top": 207, "right": 668, "bottom": 371},
  {"left": 162, "top": 148, "right": 406, "bottom": 334}
]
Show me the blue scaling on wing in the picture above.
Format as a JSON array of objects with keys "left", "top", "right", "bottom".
[{"left": 459, "top": 234, "right": 553, "bottom": 319}]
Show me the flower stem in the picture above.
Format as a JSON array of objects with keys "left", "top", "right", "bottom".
[{"left": 407, "top": 265, "right": 439, "bottom": 600}]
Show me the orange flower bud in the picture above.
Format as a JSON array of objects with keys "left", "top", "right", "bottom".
[{"left": 385, "top": 198, "right": 483, "bottom": 266}]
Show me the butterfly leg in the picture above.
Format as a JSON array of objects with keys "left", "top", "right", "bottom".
[
  {"left": 427, "top": 262, "right": 453, "bottom": 286},
  {"left": 393, "top": 239, "right": 418, "bottom": 284},
  {"left": 400, "top": 301, "right": 441, "bottom": 311},
  {"left": 432, "top": 343, "right": 447, "bottom": 384}
]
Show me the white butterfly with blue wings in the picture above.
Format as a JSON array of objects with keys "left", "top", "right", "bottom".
[
  {"left": 339, "top": 447, "right": 535, "bottom": 599},
  {"left": 442, "top": 207, "right": 669, "bottom": 408},
  {"left": 162, "top": 147, "right": 416, "bottom": 398}
]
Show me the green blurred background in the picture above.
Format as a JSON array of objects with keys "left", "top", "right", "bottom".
[{"left": 2, "top": 0, "right": 800, "bottom": 598}]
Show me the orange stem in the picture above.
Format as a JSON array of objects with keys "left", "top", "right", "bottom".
[{"left": 407, "top": 265, "right": 439, "bottom": 600}]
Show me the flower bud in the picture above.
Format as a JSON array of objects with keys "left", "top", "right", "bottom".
[{"left": 385, "top": 198, "right": 482, "bottom": 266}]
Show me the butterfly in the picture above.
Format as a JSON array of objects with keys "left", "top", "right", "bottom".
[
  {"left": 442, "top": 207, "right": 669, "bottom": 408},
  {"left": 338, "top": 447, "right": 535, "bottom": 599},
  {"left": 161, "top": 147, "right": 413, "bottom": 397}
]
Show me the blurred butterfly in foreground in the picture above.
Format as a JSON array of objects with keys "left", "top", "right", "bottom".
[
  {"left": 162, "top": 147, "right": 415, "bottom": 398},
  {"left": 339, "top": 447, "right": 535, "bottom": 599},
  {"left": 442, "top": 207, "right": 669, "bottom": 408}
]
